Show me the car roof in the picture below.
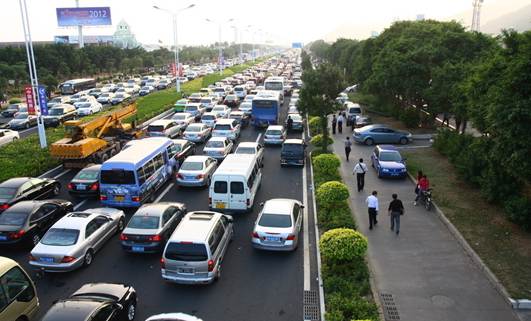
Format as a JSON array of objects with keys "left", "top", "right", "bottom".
[
  {"left": 237, "top": 142, "right": 259, "bottom": 148},
  {"left": 266, "top": 125, "right": 284, "bottom": 130},
  {"left": 82, "top": 164, "right": 102, "bottom": 172},
  {"left": 4, "top": 200, "right": 49, "bottom": 213},
  {"left": 174, "top": 112, "right": 192, "bottom": 117},
  {"left": 53, "top": 212, "right": 100, "bottom": 230},
  {"left": 202, "top": 112, "right": 217, "bottom": 116},
  {"left": 170, "top": 211, "right": 222, "bottom": 242},
  {"left": 136, "top": 203, "right": 182, "bottom": 216},
  {"left": 284, "top": 139, "right": 304, "bottom": 144},
  {"left": 262, "top": 199, "right": 298, "bottom": 215},
  {"left": 0, "top": 177, "right": 33, "bottom": 188},
  {"left": 150, "top": 119, "right": 174, "bottom": 126},
  {"left": 183, "top": 155, "right": 210, "bottom": 163},
  {"left": 216, "top": 119, "right": 234, "bottom": 124},
  {"left": 208, "top": 136, "right": 227, "bottom": 142},
  {"left": 42, "top": 300, "right": 103, "bottom": 321}
]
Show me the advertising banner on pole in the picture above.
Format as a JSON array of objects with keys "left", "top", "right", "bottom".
[
  {"left": 37, "top": 86, "right": 48, "bottom": 116},
  {"left": 178, "top": 63, "right": 183, "bottom": 77},
  {"left": 169, "top": 63, "right": 177, "bottom": 77},
  {"left": 56, "top": 7, "right": 112, "bottom": 26},
  {"left": 24, "top": 85, "right": 36, "bottom": 115}
]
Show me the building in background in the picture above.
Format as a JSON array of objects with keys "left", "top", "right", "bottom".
[
  {"left": 112, "top": 19, "right": 139, "bottom": 49},
  {"left": 52, "top": 19, "right": 139, "bottom": 48}
]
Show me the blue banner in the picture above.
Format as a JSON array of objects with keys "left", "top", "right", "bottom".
[
  {"left": 37, "top": 86, "right": 48, "bottom": 116},
  {"left": 292, "top": 42, "right": 303, "bottom": 49},
  {"left": 56, "top": 7, "right": 112, "bottom": 27}
]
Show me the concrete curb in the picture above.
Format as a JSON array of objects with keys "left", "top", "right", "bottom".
[{"left": 406, "top": 172, "right": 530, "bottom": 316}]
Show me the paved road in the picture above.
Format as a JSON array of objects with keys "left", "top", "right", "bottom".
[
  {"left": 329, "top": 129, "right": 520, "bottom": 321},
  {"left": 3, "top": 97, "right": 321, "bottom": 321}
]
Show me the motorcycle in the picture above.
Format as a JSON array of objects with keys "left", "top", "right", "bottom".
[{"left": 420, "top": 188, "right": 433, "bottom": 211}]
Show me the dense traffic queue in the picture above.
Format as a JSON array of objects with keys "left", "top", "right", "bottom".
[{"left": 0, "top": 52, "right": 306, "bottom": 321}]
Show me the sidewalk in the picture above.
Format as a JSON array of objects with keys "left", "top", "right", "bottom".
[{"left": 329, "top": 131, "right": 519, "bottom": 321}]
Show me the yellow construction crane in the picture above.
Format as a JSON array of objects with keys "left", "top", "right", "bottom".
[{"left": 50, "top": 103, "right": 143, "bottom": 168}]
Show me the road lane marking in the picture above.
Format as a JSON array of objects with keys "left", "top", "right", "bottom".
[
  {"left": 53, "top": 169, "right": 71, "bottom": 180},
  {"left": 155, "top": 182, "right": 175, "bottom": 203},
  {"left": 38, "top": 165, "right": 63, "bottom": 178},
  {"left": 73, "top": 199, "right": 88, "bottom": 210},
  {"left": 255, "top": 133, "right": 262, "bottom": 143}
]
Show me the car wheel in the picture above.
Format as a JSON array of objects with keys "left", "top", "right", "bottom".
[
  {"left": 399, "top": 137, "right": 408, "bottom": 145},
  {"left": 365, "top": 138, "right": 374, "bottom": 146},
  {"left": 126, "top": 300, "right": 136, "bottom": 321},
  {"left": 53, "top": 184, "right": 60, "bottom": 196},
  {"left": 377, "top": 169, "right": 382, "bottom": 179},
  {"left": 117, "top": 218, "right": 125, "bottom": 233},
  {"left": 83, "top": 250, "right": 94, "bottom": 267},
  {"left": 12, "top": 137, "right": 17, "bottom": 142}
]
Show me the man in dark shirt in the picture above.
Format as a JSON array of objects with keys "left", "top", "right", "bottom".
[{"left": 388, "top": 193, "right": 404, "bottom": 235}]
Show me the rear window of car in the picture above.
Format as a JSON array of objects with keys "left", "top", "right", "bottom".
[
  {"left": 41, "top": 228, "right": 79, "bottom": 246},
  {"left": 180, "top": 162, "right": 203, "bottom": 171},
  {"left": 258, "top": 214, "right": 292, "bottom": 228},
  {"left": 282, "top": 144, "right": 303, "bottom": 153},
  {"left": 185, "top": 106, "right": 198, "bottom": 111},
  {"left": 148, "top": 125, "right": 164, "bottom": 132},
  {"left": 206, "top": 141, "right": 224, "bottom": 148},
  {"left": 74, "top": 170, "right": 99, "bottom": 180},
  {"left": 214, "top": 124, "right": 231, "bottom": 131},
  {"left": 0, "top": 212, "right": 27, "bottom": 226},
  {"left": 266, "top": 129, "right": 282, "bottom": 136},
  {"left": 128, "top": 216, "right": 160, "bottom": 229},
  {"left": 235, "top": 147, "right": 255, "bottom": 154},
  {"left": 0, "top": 187, "right": 16, "bottom": 198},
  {"left": 165, "top": 242, "right": 208, "bottom": 261},
  {"left": 202, "top": 115, "right": 216, "bottom": 120},
  {"left": 214, "top": 181, "right": 228, "bottom": 193},
  {"left": 349, "top": 107, "right": 361, "bottom": 114}
]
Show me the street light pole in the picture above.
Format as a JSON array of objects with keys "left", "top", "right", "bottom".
[
  {"left": 153, "top": 3, "right": 195, "bottom": 94},
  {"left": 19, "top": 0, "right": 46, "bottom": 148},
  {"left": 206, "top": 18, "right": 233, "bottom": 76}
]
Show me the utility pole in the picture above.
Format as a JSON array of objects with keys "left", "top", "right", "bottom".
[
  {"left": 76, "top": 0, "right": 84, "bottom": 48},
  {"left": 471, "top": 0, "right": 484, "bottom": 32},
  {"left": 206, "top": 18, "right": 234, "bottom": 76}
]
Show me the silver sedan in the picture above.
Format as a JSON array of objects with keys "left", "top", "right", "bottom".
[{"left": 29, "top": 208, "right": 125, "bottom": 272}]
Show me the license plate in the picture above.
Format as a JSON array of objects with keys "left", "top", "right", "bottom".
[
  {"left": 40, "top": 257, "right": 54, "bottom": 263},
  {"left": 115, "top": 195, "right": 125, "bottom": 201},
  {"left": 76, "top": 184, "right": 86, "bottom": 190},
  {"left": 216, "top": 202, "right": 225, "bottom": 209},
  {"left": 265, "top": 236, "right": 281, "bottom": 242},
  {"left": 132, "top": 246, "right": 144, "bottom": 252},
  {"left": 178, "top": 268, "right": 194, "bottom": 274},
  {"left": 185, "top": 176, "right": 195, "bottom": 180},
  {"left": 0, "top": 236, "right": 7, "bottom": 241}
]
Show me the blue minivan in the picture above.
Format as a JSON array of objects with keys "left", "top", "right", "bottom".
[{"left": 370, "top": 145, "right": 407, "bottom": 178}]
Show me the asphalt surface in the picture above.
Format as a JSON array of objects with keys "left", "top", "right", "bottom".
[{"left": 2, "top": 96, "right": 318, "bottom": 321}]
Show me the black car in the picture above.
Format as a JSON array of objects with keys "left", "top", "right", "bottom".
[
  {"left": 229, "top": 111, "right": 250, "bottom": 127},
  {"left": 168, "top": 139, "right": 196, "bottom": 169},
  {"left": 0, "top": 199, "right": 73, "bottom": 247},
  {"left": 41, "top": 283, "right": 137, "bottom": 321},
  {"left": 67, "top": 164, "right": 101, "bottom": 198},
  {"left": 280, "top": 139, "right": 307, "bottom": 167},
  {"left": 0, "top": 177, "right": 61, "bottom": 213},
  {"left": 1, "top": 104, "right": 24, "bottom": 118}
]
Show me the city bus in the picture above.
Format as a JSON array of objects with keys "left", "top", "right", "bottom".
[
  {"left": 263, "top": 76, "right": 285, "bottom": 104},
  {"left": 59, "top": 78, "right": 97, "bottom": 95},
  {"left": 251, "top": 91, "right": 281, "bottom": 127},
  {"left": 99, "top": 137, "right": 176, "bottom": 207}
]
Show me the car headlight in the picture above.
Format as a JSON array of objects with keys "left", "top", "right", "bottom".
[
  {"left": 382, "top": 168, "right": 390, "bottom": 172},
  {"left": 401, "top": 168, "right": 407, "bottom": 172}
]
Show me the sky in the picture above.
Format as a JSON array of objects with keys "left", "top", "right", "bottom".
[{"left": 0, "top": 0, "right": 527, "bottom": 46}]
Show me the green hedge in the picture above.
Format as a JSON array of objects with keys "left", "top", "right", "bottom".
[
  {"left": 310, "top": 134, "right": 333, "bottom": 148},
  {"left": 309, "top": 116, "right": 322, "bottom": 136},
  {"left": 316, "top": 181, "right": 349, "bottom": 208}
]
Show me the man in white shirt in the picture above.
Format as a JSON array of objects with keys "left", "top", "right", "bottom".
[
  {"left": 337, "top": 113, "right": 344, "bottom": 133},
  {"left": 366, "top": 190, "right": 379, "bottom": 230},
  {"left": 353, "top": 158, "right": 368, "bottom": 192}
]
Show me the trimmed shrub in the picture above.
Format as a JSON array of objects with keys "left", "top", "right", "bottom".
[
  {"left": 325, "top": 293, "right": 379, "bottom": 321},
  {"left": 8, "top": 98, "right": 22, "bottom": 104},
  {"left": 320, "top": 228, "right": 368, "bottom": 264},
  {"left": 318, "top": 204, "right": 357, "bottom": 231},
  {"left": 504, "top": 196, "right": 531, "bottom": 231},
  {"left": 309, "top": 116, "right": 322, "bottom": 136},
  {"left": 316, "top": 181, "right": 349, "bottom": 207},
  {"left": 310, "top": 134, "right": 333, "bottom": 147},
  {"left": 313, "top": 153, "right": 340, "bottom": 175},
  {"left": 398, "top": 106, "right": 421, "bottom": 128}
]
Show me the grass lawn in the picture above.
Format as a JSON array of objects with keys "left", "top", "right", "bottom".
[{"left": 403, "top": 147, "right": 531, "bottom": 299}]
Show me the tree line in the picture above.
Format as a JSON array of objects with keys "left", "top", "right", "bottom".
[
  {"left": 0, "top": 42, "right": 264, "bottom": 98},
  {"left": 307, "top": 21, "right": 531, "bottom": 229}
]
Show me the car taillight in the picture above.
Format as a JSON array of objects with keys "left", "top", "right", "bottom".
[
  {"left": 61, "top": 256, "right": 76, "bottom": 263},
  {"left": 67, "top": 183, "right": 74, "bottom": 190},
  {"left": 287, "top": 234, "right": 296, "bottom": 241},
  {"left": 196, "top": 174, "right": 205, "bottom": 179},
  {"left": 207, "top": 259, "right": 215, "bottom": 272},
  {"left": 160, "top": 258, "right": 165, "bottom": 269},
  {"left": 89, "top": 183, "right": 99, "bottom": 191},
  {"left": 8, "top": 229, "right": 25, "bottom": 239},
  {"left": 177, "top": 173, "right": 184, "bottom": 179},
  {"left": 0, "top": 204, "right": 9, "bottom": 211},
  {"left": 132, "top": 196, "right": 140, "bottom": 202},
  {"left": 120, "top": 233, "right": 128, "bottom": 241},
  {"left": 28, "top": 254, "right": 36, "bottom": 261},
  {"left": 100, "top": 195, "right": 108, "bottom": 201},
  {"left": 148, "top": 234, "right": 161, "bottom": 242},
  {"left": 252, "top": 231, "right": 259, "bottom": 238},
  {"left": 208, "top": 197, "right": 212, "bottom": 206}
]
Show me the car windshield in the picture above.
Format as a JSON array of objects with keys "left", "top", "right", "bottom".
[
  {"left": 206, "top": 141, "right": 224, "bottom": 148},
  {"left": 14, "top": 113, "right": 28, "bottom": 119},
  {"left": 202, "top": 115, "right": 216, "bottom": 120},
  {"left": 185, "top": 106, "right": 198, "bottom": 111},
  {"left": 173, "top": 114, "right": 187, "bottom": 120},
  {"left": 282, "top": 144, "right": 303, "bottom": 153},
  {"left": 258, "top": 213, "right": 292, "bottom": 228},
  {"left": 100, "top": 170, "right": 136, "bottom": 185},
  {"left": 289, "top": 115, "right": 302, "bottom": 121},
  {"left": 200, "top": 99, "right": 212, "bottom": 104},
  {"left": 180, "top": 161, "right": 203, "bottom": 171},
  {"left": 214, "top": 124, "right": 231, "bottom": 131},
  {"left": 266, "top": 129, "right": 282, "bottom": 136},
  {"left": 74, "top": 169, "right": 99, "bottom": 180},
  {"left": 165, "top": 242, "right": 208, "bottom": 261},
  {"left": 235, "top": 87, "right": 244, "bottom": 92},
  {"left": 128, "top": 215, "right": 160, "bottom": 229},
  {"left": 148, "top": 125, "right": 164, "bottom": 132},
  {"left": 48, "top": 108, "right": 64, "bottom": 115},
  {"left": 0, "top": 212, "right": 27, "bottom": 226},
  {"left": 240, "top": 103, "right": 251, "bottom": 109},
  {"left": 41, "top": 228, "right": 79, "bottom": 246},
  {"left": 235, "top": 147, "right": 255, "bottom": 154},
  {"left": 379, "top": 151, "right": 402, "bottom": 162},
  {"left": 212, "top": 107, "right": 225, "bottom": 112},
  {"left": 349, "top": 107, "right": 361, "bottom": 114},
  {"left": 78, "top": 103, "right": 91, "bottom": 108},
  {"left": 100, "top": 93, "right": 110, "bottom": 97},
  {"left": 186, "top": 126, "right": 201, "bottom": 132},
  {"left": 0, "top": 187, "right": 16, "bottom": 199},
  {"left": 115, "top": 94, "right": 125, "bottom": 98},
  {"left": 226, "top": 95, "right": 236, "bottom": 100}
]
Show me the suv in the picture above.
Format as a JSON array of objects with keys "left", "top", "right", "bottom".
[
  {"left": 280, "top": 139, "right": 307, "bottom": 166},
  {"left": 161, "top": 211, "right": 233, "bottom": 284},
  {"left": 43, "top": 104, "right": 77, "bottom": 127},
  {"left": 370, "top": 145, "right": 407, "bottom": 178}
]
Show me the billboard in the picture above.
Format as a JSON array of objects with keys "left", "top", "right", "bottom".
[
  {"left": 292, "top": 42, "right": 303, "bottom": 49},
  {"left": 56, "top": 7, "right": 112, "bottom": 27}
]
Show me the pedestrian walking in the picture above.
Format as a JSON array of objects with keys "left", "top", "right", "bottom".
[
  {"left": 344, "top": 137, "right": 352, "bottom": 161},
  {"left": 366, "top": 191, "right": 379, "bottom": 230},
  {"left": 337, "top": 113, "right": 344, "bottom": 134},
  {"left": 388, "top": 193, "right": 404, "bottom": 235},
  {"left": 331, "top": 115, "right": 337, "bottom": 134},
  {"left": 442, "top": 111, "right": 450, "bottom": 127},
  {"left": 353, "top": 158, "right": 368, "bottom": 192}
]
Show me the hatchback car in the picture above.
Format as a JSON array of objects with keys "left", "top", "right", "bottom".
[
  {"left": 67, "top": 164, "right": 101, "bottom": 198},
  {"left": 120, "top": 203, "right": 186, "bottom": 253},
  {"left": 40, "top": 283, "right": 137, "bottom": 321},
  {"left": 211, "top": 105, "right": 231, "bottom": 118},
  {"left": 280, "top": 139, "right": 307, "bottom": 166},
  {"left": 0, "top": 200, "right": 73, "bottom": 247},
  {"left": 203, "top": 137, "right": 233, "bottom": 160},
  {"left": 353, "top": 124, "right": 412, "bottom": 145},
  {"left": 201, "top": 112, "right": 221, "bottom": 128},
  {"left": 29, "top": 208, "right": 126, "bottom": 272},
  {"left": 176, "top": 156, "right": 217, "bottom": 187},
  {"left": 8, "top": 112, "right": 37, "bottom": 130},
  {"left": 371, "top": 145, "right": 408, "bottom": 178},
  {"left": 264, "top": 125, "right": 286, "bottom": 145},
  {"left": 0, "top": 177, "right": 61, "bottom": 213},
  {"left": 183, "top": 123, "right": 211, "bottom": 143},
  {"left": 147, "top": 119, "right": 183, "bottom": 139},
  {"left": 252, "top": 199, "right": 303, "bottom": 251},
  {"left": 212, "top": 119, "right": 240, "bottom": 141},
  {"left": 172, "top": 112, "right": 195, "bottom": 127}
]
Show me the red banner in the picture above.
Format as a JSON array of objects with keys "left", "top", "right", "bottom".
[
  {"left": 24, "top": 85, "right": 36, "bottom": 115},
  {"left": 169, "top": 63, "right": 177, "bottom": 77},
  {"left": 178, "top": 63, "right": 183, "bottom": 77}
]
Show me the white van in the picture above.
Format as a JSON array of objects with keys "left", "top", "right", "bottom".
[{"left": 209, "top": 154, "right": 262, "bottom": 212}]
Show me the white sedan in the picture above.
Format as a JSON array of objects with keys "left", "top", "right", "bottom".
[
  {"left": 203, "top": 137, "right": 233, "bottom": 160},
  {"left": 76, "top": 102, "right": 103, "bottom": 116},
  {"left": 172, "top": 112, "right": 195, "bottom": 127},
  {"left": 0, "top": 129, "right": 20, "bottom": 147},
  {"left": 211, "top": 105, "right": 231, "bottom": 118}
]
